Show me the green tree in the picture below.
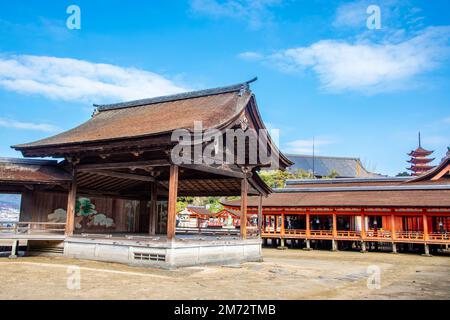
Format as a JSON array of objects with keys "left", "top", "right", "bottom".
[
  {"left": 258, "top": 169, "right": 314, "bottom": 188},
  {"left": 324, "top": 169, "right": 339, "bottom": 179}
]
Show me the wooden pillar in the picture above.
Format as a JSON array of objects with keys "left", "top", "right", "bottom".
[
  {"left": 422, "top": 210, "right": 429, "bottom": 241},
  {"left": 166, "top": 165, "right": 179, "bottom": 240},
  {"left": 360, "top": 210, "right": 367, "bottom": 252},
  {"left": 240, "top": 176, "right": 248, "bottom": 239},
  {"left": 257, "top": 195, "right": 263, "bottom": 237},
  {"left": 360, "top": 211, "right": 366, "bottom": 239},
  {"left": 65, "top": 168, "right": 77, "bottom": 237},
  {"left": 390, "top": 213, "right": 397, "bottom": 241},
  {"left": 281, "top": 211, "right": 285, "bottom": 237},
  {"left": 332, "top": 212, "right": 337, "bottom": 237},
  {"left": 149, "top": 182, "right": 158, "bottom": 235},
  {"left": 306, "top": 210, "right": 311, "bottom": 237}
]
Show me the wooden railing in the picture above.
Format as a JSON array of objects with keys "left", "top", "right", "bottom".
[
  {"left": 365, "top": 230, "right": 392, "bottom": 239},
  {"left": 309, "top": 230, "right": 333, "bottom": 237},
  {"left": 260, "top": 228, "right": 450, "bottom": 243},
  {"left": 262, "top": 228, "right": 281, "bottom": 235},
  {"left": 395, "top": 231, "right": 424, "bottom": 240},
  {"left": 284, "top": 229, "right": 307, "bottom": 236},
  {"left": 428, "top": 233, "right": 450, "bottom": 241},
  {"left": 336, "top": 230, "right": 361, "bottom": 238},
  {"left": 0, "top": 222, "right": 66, "bottom": 235}
]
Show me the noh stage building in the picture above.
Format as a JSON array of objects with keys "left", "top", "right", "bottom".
[{"left": 0, "top": 80, "right": 291, "bottom": 268}]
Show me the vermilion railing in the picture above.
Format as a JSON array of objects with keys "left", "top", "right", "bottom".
[
  {"left": 395, "top": 231, "right": 424, "bottom": 240},
  {"left": 309, "top": 230, "right": 333, "bottom": 237},
  {"left": 262, "top": 230, "right": 281, "bottom": 235},
  {"left": 336, "top": 230, "right": 361, "bottom": 238},
  {"left": 365, "top": 230, "right": 392, "bottom": 239},
  {"left": 428, "top": 233, "right": 450, "bottom": 241},
  {"left": 261, "top": 228, "right": 450, "bottom": 242},
  {"left": 284, "top": 229, "right": 307, "bottom": 236}
]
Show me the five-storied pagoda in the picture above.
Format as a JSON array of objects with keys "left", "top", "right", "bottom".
[{"left": 407, "top": 132, "right": 436, "bottom": 176}]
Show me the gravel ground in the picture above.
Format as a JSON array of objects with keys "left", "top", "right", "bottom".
[{"left": 0, "top": 248, "right": 449, "bottom": 300}]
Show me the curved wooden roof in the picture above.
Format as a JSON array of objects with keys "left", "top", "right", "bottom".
[
  {"left": 14, "top": 86, "right": 251, "bottom": 150},
  {"left": 12, "top": 80, "right": 292, "bottom": 171}
]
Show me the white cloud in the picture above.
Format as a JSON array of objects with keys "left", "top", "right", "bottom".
[
  {"left": 0, "top": 118, "right": 60, "bottom": 132},
  {"left": 284, "top": 137, "right": 335, "bottom": 154},
  {"left": 0, "top": 54, "right": 188, "bottom": 104},
  {"left": 245, "top": 26, "right": 450, "bottom": 93},
  {"left": 443, "top": 117, "right": 450, "bottom": 124},
  {"left": 333, "top": 0, "right": 370, "bottom": 29},
  {"left": 189, "top": 0, "right": 281, "bottom": 29}
]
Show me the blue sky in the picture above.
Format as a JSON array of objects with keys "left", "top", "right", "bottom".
[{"left": 0, "top": 0, "right": 449, "bottom": 176}]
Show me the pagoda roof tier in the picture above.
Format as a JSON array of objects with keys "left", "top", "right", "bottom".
[
  {"left": 408, "top": 147, "right": 433, "bottom": 157},
  {"left": 407, "top": 157, "right": 435, "bottom": 164},
  {"left": 409, "top": 164, "right": 436, "bottom": 169}
]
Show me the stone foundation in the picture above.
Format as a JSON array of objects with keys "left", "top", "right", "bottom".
[{"left": 64, "top": 236, "right": 262, "bottom": 268}]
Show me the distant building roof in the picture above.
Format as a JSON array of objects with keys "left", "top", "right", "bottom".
[
  {"left": 183, "top": 206, "right": 214, "bottom": 216},
  {"left": 221, "top": 186, "right": 450, "bottom": 208},
  {"left": 285, "top": 176, "right": 411, "bottom": 188},
  {"left": 285, "top": 154, "right": 379, "bottom": 178},
  {"left": 222, "top": 156, "right": 450, "bottom": 208}
]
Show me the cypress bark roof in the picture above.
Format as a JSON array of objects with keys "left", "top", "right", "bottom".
[{"left": 13, "top": 83, "right": 252, "bottom": 150}]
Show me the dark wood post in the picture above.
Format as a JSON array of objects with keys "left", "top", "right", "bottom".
[
  {"left": 240, "top": 176, "right": 248, "bottom": 239},
  {"left": 149, "top": 182, "right": 157, "bottom": 235},
  {"left": 65, "top": 167, "right": 77, "bottom": 236},
  {"left": 167, "top": 165, "right": 179, "bottom": 240}
]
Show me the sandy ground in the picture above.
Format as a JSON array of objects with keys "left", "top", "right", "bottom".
[{"left": 0, "top": 249, "right": 449, "bottom": 300}]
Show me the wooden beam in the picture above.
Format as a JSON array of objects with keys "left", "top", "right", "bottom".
[
  {"left": 65, "top": 168, "right": 77, "bottom": 236},
  {"left": 166, "top": 165, "right": 179, "bottom": 240},
  {"left": 240, "top": 177, "right": 248, "bottom": 239},
  {"left": 77, "top": 159, "right": 169, "bottom": 171},
  {"left": 179, "top": 163, "right": 245, "bottom": 179},
  {"left": 90, "top": 170, "right": 155, "bottom": 182},
  {"left": 149, "top": 182, "right": 158, "bottom": 235}
]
